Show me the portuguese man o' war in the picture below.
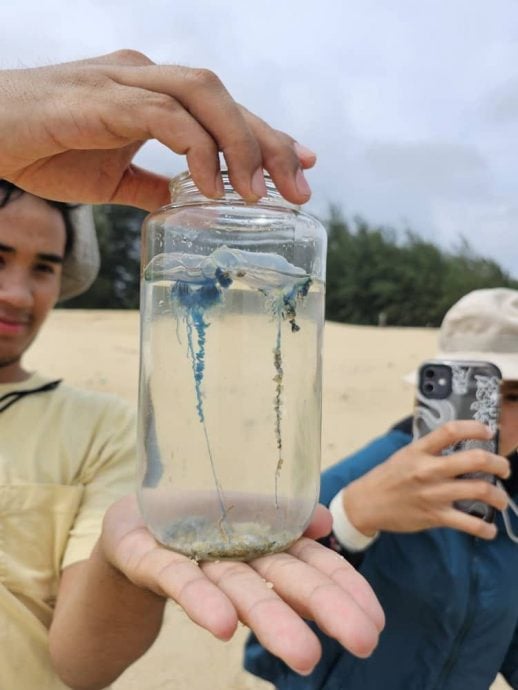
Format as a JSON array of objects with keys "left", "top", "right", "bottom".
[
  {"left": 144, "top": 245, "right": 309, "bottom": 287},
  {"left": 144, "top": 246, "right": 313, "bottom": 523}
]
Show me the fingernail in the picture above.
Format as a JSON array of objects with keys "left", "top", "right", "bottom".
[
  {"left": 296, "top": 168, "right": 311, "bottom": 198},
  {"left": 292, "top": 664, "right": 315, "bottom": 676},
  {"left": 294, "top": 142, "right": 317, "bottom": 161},
  {"left": 251, "top": 167, "right": 267, "bottom": 198}
]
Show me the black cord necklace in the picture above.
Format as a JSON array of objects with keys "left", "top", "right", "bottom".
[{"left": 0, "top": 379, "right": 62, "bottom": 414}]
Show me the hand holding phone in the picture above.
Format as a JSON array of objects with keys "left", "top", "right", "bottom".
[
  {"left": 413, "top": 360, "right": 502, "bottom": 522},
  {"left": 342, "top": 419, "right": 509, "bottom": 539}
]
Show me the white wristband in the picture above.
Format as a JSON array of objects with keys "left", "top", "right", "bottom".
[{"left": 329, "top": 490, "right": 379, "bottom": 552}]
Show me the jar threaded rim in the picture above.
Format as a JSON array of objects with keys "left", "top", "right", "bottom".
[{"left": 168, "top": 170, "right": 299, "bottom": 211}]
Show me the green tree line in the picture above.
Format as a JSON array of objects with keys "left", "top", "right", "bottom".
[
  {"left": 325, "top": 207, "right": 517, "bottom": 326},
  {"left": 63, "top": 203, "right": 518, "bottom": 327}
]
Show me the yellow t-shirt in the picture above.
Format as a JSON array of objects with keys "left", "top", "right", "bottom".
[{"left": 0, "top": 372, "right": 136, "bottom": 690}]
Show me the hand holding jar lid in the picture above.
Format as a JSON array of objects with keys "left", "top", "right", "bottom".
[{"left": 0, "top": 50, "right": 315, "bottom": 210}]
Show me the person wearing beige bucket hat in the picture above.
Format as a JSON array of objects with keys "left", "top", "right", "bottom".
[
  {"left": 0, "top": 179, "right": 100, "bottom": 303},
  {"left": 246, "top": 289, "right": 518, "bottom": 690},
  {"left": 404, "top": 288, "right": 518, "bottom": 384},
  {"left": 0, "top": 180, "right": 137, "bottom": 689},
  {"left": 437, "top": 288, "right": 518, "bottom": 380},
  {"left": 0, "top": 182, "right": 382, "bottom": 688}
]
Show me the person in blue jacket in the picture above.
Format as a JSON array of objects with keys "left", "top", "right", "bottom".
[{"left": 245, "top": 288, "right": 518, "bottom": 690}]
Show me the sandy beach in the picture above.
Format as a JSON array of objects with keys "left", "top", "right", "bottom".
[{"left": 26, "top": 310, "right": 509, "bottom": 690}]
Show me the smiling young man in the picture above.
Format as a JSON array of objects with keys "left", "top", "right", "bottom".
[
  {"left": 0, "top": 181, "right": 137, "bottom": 688},
  {"left": 0, "top": 189, "right": 80, "bottom": 377},
  {"left": 0, "top": 181, "right": 384, "bottom": 690}
]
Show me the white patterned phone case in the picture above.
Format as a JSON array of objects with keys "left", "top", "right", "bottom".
[{"left": 413, "top": 360, "right": 502, "bottom": 522}]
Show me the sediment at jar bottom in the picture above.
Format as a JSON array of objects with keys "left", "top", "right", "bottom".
[{"left": 151, "top": 516, "right": 301, "bottom": 561}]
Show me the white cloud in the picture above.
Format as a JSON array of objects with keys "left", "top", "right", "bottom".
[
  {"left": 432, "top": 200, "right": 518, "bottom": 274},
  {"left": 363, "top": 140, "right": 488, "bottom": 200},
  {"left": 1, "top": 0, "right": 518, "bottom": 274}
]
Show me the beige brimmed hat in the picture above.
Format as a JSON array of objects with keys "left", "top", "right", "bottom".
[
  {"left": 404, "top": 288, "right": 518, "bottom": 383},
  {"left": 59, "top": 205, "right": 100, "bottom": 301}
]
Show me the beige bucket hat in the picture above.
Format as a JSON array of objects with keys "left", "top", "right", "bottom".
[
  {"left": 404, "top": 288, "right": 518, "bottom": 383},
  {"left": 59, "top": 205, "right": 100, "bottom": 301}
]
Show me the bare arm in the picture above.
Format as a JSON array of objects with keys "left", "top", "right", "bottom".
[
  {"left": 49, "top": 498, "right": 384, "bottom": 690},
  {"left": 49, "top": 545, "right": 166, "bottom": 690}
]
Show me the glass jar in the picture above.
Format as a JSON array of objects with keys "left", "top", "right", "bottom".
[{"left": 138, "top": 171, "right": 327, "bottom": 560}]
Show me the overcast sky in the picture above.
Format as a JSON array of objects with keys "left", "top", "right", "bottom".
[{"left": 2, "top": 1, "right": 518, "bottom": 273}]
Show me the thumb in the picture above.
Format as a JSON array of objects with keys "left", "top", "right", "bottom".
[
  {"left": 304, "top": 504, "right": 333, "bottom": 540},
  {"left": 110, "top": 164, "right": 171, "bottom": 211}
]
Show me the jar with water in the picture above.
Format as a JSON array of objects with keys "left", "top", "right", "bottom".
[{"left": 138, "top": 171, "right": 327, "bottom": 560}]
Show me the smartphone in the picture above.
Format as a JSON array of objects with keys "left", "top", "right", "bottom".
[{"left": 413, "top": 359, "right": 502, "bottom": 522}]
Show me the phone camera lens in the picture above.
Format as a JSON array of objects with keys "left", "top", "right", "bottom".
[{"left": 420, "top": 364, "right": 452, "bottom": 399}]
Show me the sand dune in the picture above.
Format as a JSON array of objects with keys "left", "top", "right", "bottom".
[{"left": 26, "top": 311, "right": 508, "bottom": 690}]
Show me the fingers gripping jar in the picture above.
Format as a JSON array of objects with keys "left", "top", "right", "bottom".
[{"left": 138, "top": 172, "right": 327, "bottom": 561}]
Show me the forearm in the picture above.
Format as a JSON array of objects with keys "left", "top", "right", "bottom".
[{"left": 49, "top": 541, "right": 166, "bottom": 690}]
